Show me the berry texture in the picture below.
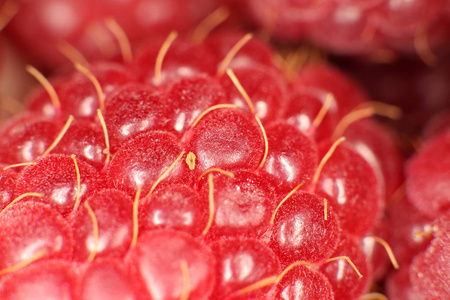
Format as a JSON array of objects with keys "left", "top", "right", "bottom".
[
  {"left": 386, "top": 125, "right": 450, "bottom": 300},
  {"left": 0, "top": 29, "right": 406, "bottom": 300},
  {"left": 2, "top": 0, "right": 217, "bottom": 69},
  {"left": 242, "top": 0, "right": 450, "bottom": 56},
  {"left": 406, "top": 130, "right": 450, "bottom": 218}
]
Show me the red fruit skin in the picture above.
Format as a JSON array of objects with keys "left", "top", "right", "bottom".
[
  {"left": 71, "top": 189, "right": 133, "bottom": 261},
  {"left": 375, "top": 0, "right": 445, "bottom": 36},
  {"left": 98, "top": 0, "right": 216, "bottom": 43},
  {"left": 103, "top": 83, "right": 169, "bottom": 152},
  {"left": 210, "top": 238, "right": 280, "bottom": 300},
  {"left": 203, "top": 30, "right": 277, "bottom": 70},
  {"left": 76, "top": 259, "right": 140, "bottom": 300},
  {"left": 344, "top": 120, "right": 404, "bottom": 202},
  {"left": 199, "top": 171, "right": 276, "bottom": 240},
  {"left": 0, "top": 259, "right": 76, "bottom": 300},
  {"left": 27, "top": 62, "right": 136, "bottom": 121},
  {"left": 282, "top": 87, "right": 339, "bottom": 143},
  {"left": 14, "top": 154, "right": 105, "bottom": 217},
  {"left": 219, "top": 65, "right": 288, "bottom": 122},
  {"left": 386, "top": 197, "right": 433, "bottom": 265},
  {"left": 59, "top": 62, "right": 136, "bottom": 119},
  {"left": 139, "top": 184, "right": 208, "bottom": 237},
  {"left": 106, "top": 130, "right": 185, "bottom": 197},
  {"left": 0, "top": 114, "right": 60, "bottom": 164},
  {"left": 243, "top": 0, "right": 334, "bottom": 42},
  {"left": 386, "top": 265, "right": 420, "bottom": 300},
  {"left": 53, "top": 119, "right": 107, "bottom": 170},
  {"left": 185, "top": 108, "right": 264, "bottom": 178},
  {"left": 406, "top": 129, "right": 450, "bottom": 218},
  {"left": 0, "top": 202, "right": 73, "bottom": 270},
  {"left": 309, "top": 4, "right": 384, "bottom": 55},
  {"left": 0, "top": 25, "right": 413, "bottom": 300},
  {"left": 0, "top": 166, "right": 16, "bottom": 211},
  {"left": 243, "top": 0, "right": 450, "bottom": 55},
  {"left": 5, "top": 0, "right": 216, "bottom": 69},
  {"left": 165, "top": 75, "right": 227, "bottom": 137},
  {"left": 293, "top": 65, "right": 368, "bottom": 119},
  {"left": 410, "top": 215, "right": 450, "bottom": 300},
  {"left": 269, "top": 191, "right": 341, "bottom": 265},
  {"left": 260, "top": 122, "right": 318, "bottom": 193},
  {"left": 128, "top": 229, "right": 216, "bottom": 300},
  {"left": 333, "top": 0, "right": 382, "bottom": 10},
  {"left": 275, "top": 265, "right": 334, "bottom": 300},
  {"left": 3, "top": 0, "right": 95, "bottom": 69},
  {"left": 319, "top": 236, "right": 370, "bottom": 300},
  {"left": 360, "top": 220, "right": 390, "bottom": 282},
  {"left": 26, "top": 78, "right": 68, "bottom": 119},
  {"left": 314, "top": 142, "right": 382, "bottom": 236},
  {"left": 133, "top": 37, "right": 216, "bottom": 86}
]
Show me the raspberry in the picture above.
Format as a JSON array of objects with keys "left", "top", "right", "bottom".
[
  {"left": 242, "top": 0, "right": 450, "bottom": 57},
  {"left": 3, "top": 0, "right": 216, "bottom": 69},
  {"left": 386, "top": 123, "right": 450, "bottom": 300},
  {"left": 0, "top": 29, "right": 405, "bottom": 299}
]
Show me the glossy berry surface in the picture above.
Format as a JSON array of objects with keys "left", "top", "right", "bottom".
[
  {"left": 27, "top": 63, "right": 136, "bottom": 121},
  {"left": 319, "top": 236, "right": 370, "bottom": 300},
  {"left": 201, "top": 171, "right": 276, "bottom": 240},
  {"left": 275, "top": 265, "right": 334, "bottom": 300},
  {"left": 410, "top": 216, "right": 450, "bottom": 300},
  {"left": 219, "top": 65, "right": 287, "bottom": 122},
  {"left": 282, "top": 87, "right": 339, "bottom": 142},
  {"left": 242, "top": 0, "right": 450, "bottom": 56},
  {"left": 386, "top": 197, "right": 433, "bottom": 265},
  {"left": 0, "top": 28, "right": 411, "bottom": 300},
  {"left": 210, "top": 238, "right": 280, "bottom": 299},
  {"left": 0, "top": 202, "right": 73, "bottom": 270},
  {"left": 406, "top": 129, "right": 450, "bottom": 218},
  {"left": 106, "top": 130, "right": 184, "bottom": 197},
  {"left": 386, "top": 265, "right": 417, "bottom": 300},
  {"left": 269, "top": 192, "right": 341, "bottom": 265},
  {"left": 314, "top": 142, "right": 381, "bottom": 236},
  {"left": 4, "top": 0, "right": 216, "bottom": 69},
  {"left": 0, "top": 114, "right": 61, "bottom": 164},
  {"left": 54, "top": 119, "right": 107, "bottom": 169},
  {"left": 76, "top": 259, "right": 139, "bottom": 300},
  {"left": 0, "top": 260, "right": 76, "bottom": 300},
  {"left": 71, "top": 189, "right": 133, "bottom": 261},
  {"left": 165, "top": 75, "right": 227, "bottom": 136},
  {"left": 204, "top": 30, "right": 277, "bottom": 70},
  {"left": 0, "top": 166, "right": 16, "bottom": 210},
  {"left": 139, "top": 184, "right": 207, "bottom": 237},
  {"left": 104, "top": 83, "right": 168, "bottom": 152},
  {"left": 292, "top": 65, "right": 367, "bottom": 119},
  {"left": 343, "top": 119, "right": 404, "bottom": 201},
  {"left": 260, "top": 122, "right": 318, "bottom": 193},
  {"left": 129, "top": 229, "right": 216, "bottom": 300},
  {"left": 133, "top": 38, "right": 216, "bottom": 86},
  {"left": 14, "top": 154, "right": 104, "bottom": 217},
  {"left": 185, "top": 108, "right": 264, "bottom": 177}
]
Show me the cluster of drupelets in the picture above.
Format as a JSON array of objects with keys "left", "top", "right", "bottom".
[
  {"left": 0, "top": 1, "right": 449, "bottom": 298},
  {"left": 385, "top": 127, "right": 450, "bottom": 300},
  {"left": 3, "top": 0, "right": 450, "bottom": 70},
  {"left": 241, "top": 0, "right": 450, "bottom": 60},
  {"left": 0, "top": 28, "right": 410, "bottom": 299}
]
